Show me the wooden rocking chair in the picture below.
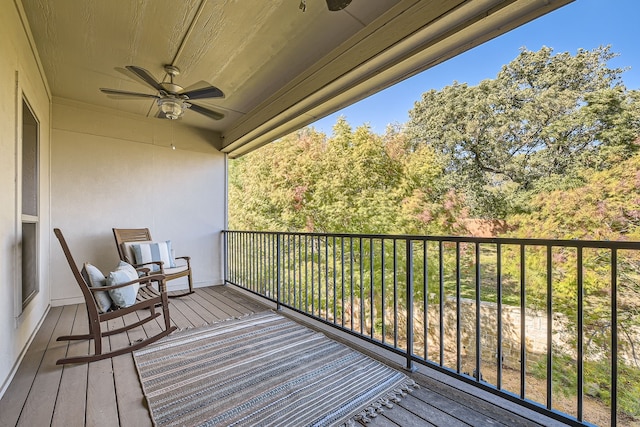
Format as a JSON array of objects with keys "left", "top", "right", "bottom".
[
  {"left": 112, "top": 228, "right": 194, "bottom": 298},
  {"left": 53, "top": 228, "right": 177, "bottom": 365}
]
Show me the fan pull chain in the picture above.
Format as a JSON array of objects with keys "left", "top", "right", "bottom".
[{"left": 299, "top": 0, "right": 306, "bottom": 12}]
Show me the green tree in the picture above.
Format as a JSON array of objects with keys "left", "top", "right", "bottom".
[
  {"left": 229, "top": 118, "right": 450, "bottom": 235},
  {"left": 406, "top": 46, "right": 640, "bottom": 217},
  {"left": 228, "top": 127, "right": 327, "bottom": 231}
]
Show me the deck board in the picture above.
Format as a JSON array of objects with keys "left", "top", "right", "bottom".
[
  {"left": 395, "top": 391, "right": 470, "bottom": 427},
  {"left": 113, "top": 314, "right": 152, "bottom": 427},
  {"left": 51, "top": 305, "right": 88, "bottom": 427},
  {"left": 17, "top": 305, "right": 76, "bottom": 426},
  {"left": 0, "top": 285, "right": 568, "bottom": 427},
  {"left": 85, "top": 338, "right": 118, "bottom": 426},
  {"left": 167, "top": 296, "right": 209, "bottom": 327},
  {"left": 0, "top": 306, "right": 62, "bottom": 427}
]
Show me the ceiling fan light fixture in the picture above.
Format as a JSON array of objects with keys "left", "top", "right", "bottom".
[
  {"left": 326, "top": 0, "right": 352, "bottom": 11},
  {"left": 158, "top": 98, "right": 185, "bottom": 120}
]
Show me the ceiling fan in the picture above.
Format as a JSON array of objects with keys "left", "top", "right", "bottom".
[{"left": 100, "top": 64, "right": 225, "bottom": 120}]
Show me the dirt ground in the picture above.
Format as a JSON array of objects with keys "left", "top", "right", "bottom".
[{"left": 491, "top": 367, "right": 639, "bottom": 427}]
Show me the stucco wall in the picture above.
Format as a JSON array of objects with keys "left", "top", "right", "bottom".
[
  {"left": 50, "top": 100, "right": 226, "bottom": 305},
  {"left": 1, "top": 1, "right": 227, "bottom": 395},
  {"left": 0, "top": 0, "right": 52, "bottom": 397}
]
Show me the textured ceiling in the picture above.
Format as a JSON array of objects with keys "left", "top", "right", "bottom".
[{"left": 20, "top": 0, "right": 573, "bottom": 156}]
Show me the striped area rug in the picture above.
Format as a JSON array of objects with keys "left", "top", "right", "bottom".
[{"left": 133, "top": 311, "right": 417, "bottom": 427}]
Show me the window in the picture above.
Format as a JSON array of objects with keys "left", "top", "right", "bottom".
[{"left": 20, "top": 98, "right": 39, "bottom": 310}]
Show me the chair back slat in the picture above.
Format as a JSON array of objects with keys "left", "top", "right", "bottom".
[
  {"left": 53, "top": 228, "right": 100, "bottom": 316},
  {"left": 113, "top": 228, "right": 152, "bottom": 260}
]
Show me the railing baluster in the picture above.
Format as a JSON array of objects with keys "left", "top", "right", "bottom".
[
  {"left": 424, "top": 241, "right": 428, "bottom": 361},
  {"left": 611, "top": 248, "right": 618, "bottom": 426},
  {"left": 456, "top": 241, "right": 461, "bottom": 374},
  {"left": 259, "top": 232, "right": 262, "bottom": 292},
  {"left": 312, "top": 235, "right": 315, "bottom": 315},
  {"left": 252, "top": 232, "right": 256, "bottom": 292},
  {"left": 325, "top": 237, "right": 329, "bottom": 322},
  {"left": 360, "top": 237, "right": 364, "bottom": 335},
  {"left": 276, "top": 233, "right": 281, "bottom": 311},
  {"left": 333, "top": 236, "right": 337, "bottom": 324},
  {"left": 288, "top": 234, "right": 291, "bottom": 304},
  {"left": 439, "top": 240, "right": 444, "bottom": 367},
  {"left": 381, "top": 239, "right": 386, "bottom": 345},
  {"left": 292, "top": 234, "right": 307, "bottom": 310},
  {"left": 232, "top": 231, "right": 236, "bottom": 284},
  {"left": 497, "top": 243, "right": 503, "bottom": 390},
  {"left": 272, "top": 233, "right": 276, "bottom": 298},
  {"left": 393, "top": 239, "right": 398, "bottom": 348},
  {"left": 223, "top": 231, "right": 227, "bottom": 283},
  {"left": 341, "top": 237, "right": 345, "bottom": 329},
  {"left": 318, "top": 236, "right": 322, "bottom": 319},
  {"left": 546, "top": 245, "right": 553, "bottom": 409},
  {"left": 370, "top": 238, "right": 374, "bottom": 339},
  {"left": 406, "top": 239, "right": 415, "bottom": 371},
  {"left": 304, "top": 234, "right": 307, "bottom": 310},
  {"left": 577, "top": 247, "right": 584, "bottom": 422},
  {"left": 350, "top": 237, "right": 354, "bottom": 331},
  {"left": 520, "top": 244, "right": 526, "bottom": 399},
  {"left": 475, "top": 242, "right": 481, "bottom": 382},
  {"left": 241, "top": 232, "right": 245, "bottom": 287}
]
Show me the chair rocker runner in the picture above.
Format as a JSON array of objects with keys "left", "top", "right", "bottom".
[
  {"left": 53, "top": 228, "right": 177, "bottom": 365},
  {"left": 113, "top": 228, "right": 195, "bottom": 298}
]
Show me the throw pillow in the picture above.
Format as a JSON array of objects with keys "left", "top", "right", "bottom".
[
  {"left": 131, "top": 241, "right": 176, "bottom": 272},
  {"left": 107, "top": 261, "right": 140, "bottom": 308},
  {"left": 80, "top": 262, "right": 113, "bottom": 313}
]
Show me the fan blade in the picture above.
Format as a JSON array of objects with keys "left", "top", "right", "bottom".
[
  {"left": 100, "top": 88, "right": 160, "bottom": 99},
  {"left": 125, "top": 65, "right": 163, "bottom": 91},
  {"left": 180, "top": 85, "right": 224, "bottom": 100},
  {"left": 115, "top": 66, "right": 159, "bottom": 88},
  {"left": 187, "top": 103, "right": 224, "bottom": 120},
  {"left": 155, "top": 109, "right": 168, "bottom": 119}
]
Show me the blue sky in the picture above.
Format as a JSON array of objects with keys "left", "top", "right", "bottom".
[{"left": 311, "top": 0, "right": 640, "bottom": 135}]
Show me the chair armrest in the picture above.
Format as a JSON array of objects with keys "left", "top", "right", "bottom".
[
  {"left": 133, "top": 261, "right": 163, "bottom": 269},
  {"left": 90, "top": 274, "right": 166, "bottom": 292},
  {"left": 137, "top": 267, "right": 151, "bottom": 275},
  {"left": 175, "top": 256, "right": 191, "bottom": 268}
]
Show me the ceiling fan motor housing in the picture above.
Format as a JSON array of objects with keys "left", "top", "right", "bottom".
[{"left": 160, "top": 82, "right": 184, "bottom": 94}]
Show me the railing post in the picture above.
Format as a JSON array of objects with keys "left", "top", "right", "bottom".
[
  {"left": 276, "top": 233, "right": 282, "bottom": 311},
  {"left": 223, "top": 230, "right": 228, "bottom": 285},
  {"left": 406, "top": 239, "right": 416, "bottom": 372}
]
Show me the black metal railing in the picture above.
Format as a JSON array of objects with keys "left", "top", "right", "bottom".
[{"left": 223, "top": 230, "right": 640, "bottom": 427}]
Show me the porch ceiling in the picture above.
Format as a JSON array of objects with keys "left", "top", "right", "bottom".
[{"left": 20, "top": 0, "right": 572, "bottom": 157}]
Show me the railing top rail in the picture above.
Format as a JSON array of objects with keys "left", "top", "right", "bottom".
[{"left": 222, "top": 229, "right": 640, "bottom": 250}]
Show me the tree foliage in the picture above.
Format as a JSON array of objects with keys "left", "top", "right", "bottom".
[
  {"left": 231, "top": 45, "right": 640, "bottom": 232},
  {"left": 229, "top": 118, "right": 458, "bottom": 234},
  {"left": 406, "top": 46, "right": 640, "bottom": 217}
]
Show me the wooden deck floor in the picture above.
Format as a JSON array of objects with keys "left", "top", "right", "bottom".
[{"left": 0, "top": 285, "right": 569, "bottom": 427}]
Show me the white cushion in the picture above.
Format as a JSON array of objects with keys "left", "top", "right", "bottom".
[
  {"left": 122, "top": 240, "right": 153, "bottom": 264},
  {"left": 131, "top": 241, "right": 176, "bottom": 272},
  {"left": 107, "top": 261, "right": 140, "bottom": 308},
  {"left": 80, "top": 262, "right": 112, "bottom": 313}
]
